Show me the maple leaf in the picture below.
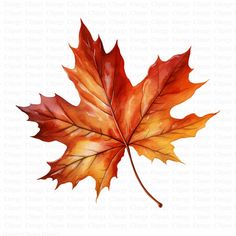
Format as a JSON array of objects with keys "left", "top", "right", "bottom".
[{"left": 18, "top": 20, "right": 216, "bottom": 207}]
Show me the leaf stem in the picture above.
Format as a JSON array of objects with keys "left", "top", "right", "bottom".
[{"left": 126, "top": 146, "right": 163, "bottom": 208}]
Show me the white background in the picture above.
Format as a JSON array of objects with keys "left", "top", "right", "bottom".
[{"left": 0, "top": 0, "right": 236, "bottom": 235}]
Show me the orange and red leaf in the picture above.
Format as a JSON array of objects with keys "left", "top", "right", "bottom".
[{"left": 18, "top": 20, "right": 216, "bottom": 201}]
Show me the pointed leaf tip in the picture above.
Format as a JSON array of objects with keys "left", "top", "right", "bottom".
[
  {"left": 185, "top": 47, "right": 191, "bottom": 58},
  {"left": 79, "top": 19, "right": 89, "bottom": 35},
  {"left": 16, "top": 105, "right": 22, "bottom": 111},
  {"left": 80, "top": 18, "right": 87, "bottom": 29},
  {"left": 109, "top": 39, "right": 120, "bottom": 55}
]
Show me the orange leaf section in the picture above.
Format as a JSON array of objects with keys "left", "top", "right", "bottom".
[
  {"left": 18, "top": 20, "right": 215, "bottom": 197},
  {"left": 131, "top": 113, "right": 215, "bottom": 163},
  {"left": 41, "top": 137, "right": 124, "bottom": 197},
  {"left": 18, "top": 93, "right": 125, "bottom": 197},
  {"left": 125, "top": 49, "right": 216, "bottom": 163},
  {"left": 18, "top": 21, "right": 130, "bottom": 196}
]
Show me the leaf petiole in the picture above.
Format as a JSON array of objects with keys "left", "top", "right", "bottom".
[{"left": 127, "top": 146, "right": 163, "bottom": 208}]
